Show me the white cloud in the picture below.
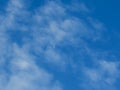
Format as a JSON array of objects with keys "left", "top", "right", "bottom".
[
  {"left": 0, "top": 0, "right": 63, "bottom": 90},
  {"left": 44, "top": 47, "right": 66, "bottom": 67},
  {"left": 0, "top": 0, "right": 112, "bottom": 90},
  {"left": 69, "top": 2, "right": 90, "bottom": 13},
  {"left": 0, "top": 43, "right": 62, "bottom": 90},
  {"left": 83, "top": 60, "right": 120, "bottom": 90},
  {"left": 40, "top": 1, "right": 66, "bottom": 17},
  {"left": 29, "top": 1, "right": 105, "bottom": 70}
]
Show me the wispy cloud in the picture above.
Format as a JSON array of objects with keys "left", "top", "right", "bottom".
[
  {"left": 82, "top": 60, "right": 120, "bottom": 90},
  {"left": 0, "top": 0, "right": 63, "bottom": 90},
  {"left": 0, "top": 0, "right": 118, "bottom": 90}
]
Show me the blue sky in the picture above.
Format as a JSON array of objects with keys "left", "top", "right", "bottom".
[{"left": 0, "top": 0, "right": 120, "bottom": 90}]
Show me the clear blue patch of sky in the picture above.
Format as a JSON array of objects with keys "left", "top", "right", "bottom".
[{"left": 0, "top": 0, "right": 8, "bottom": 13}]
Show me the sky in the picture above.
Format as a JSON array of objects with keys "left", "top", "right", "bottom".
[{"left": 0, "top": 0, "right": 120, "bottom": 90}]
